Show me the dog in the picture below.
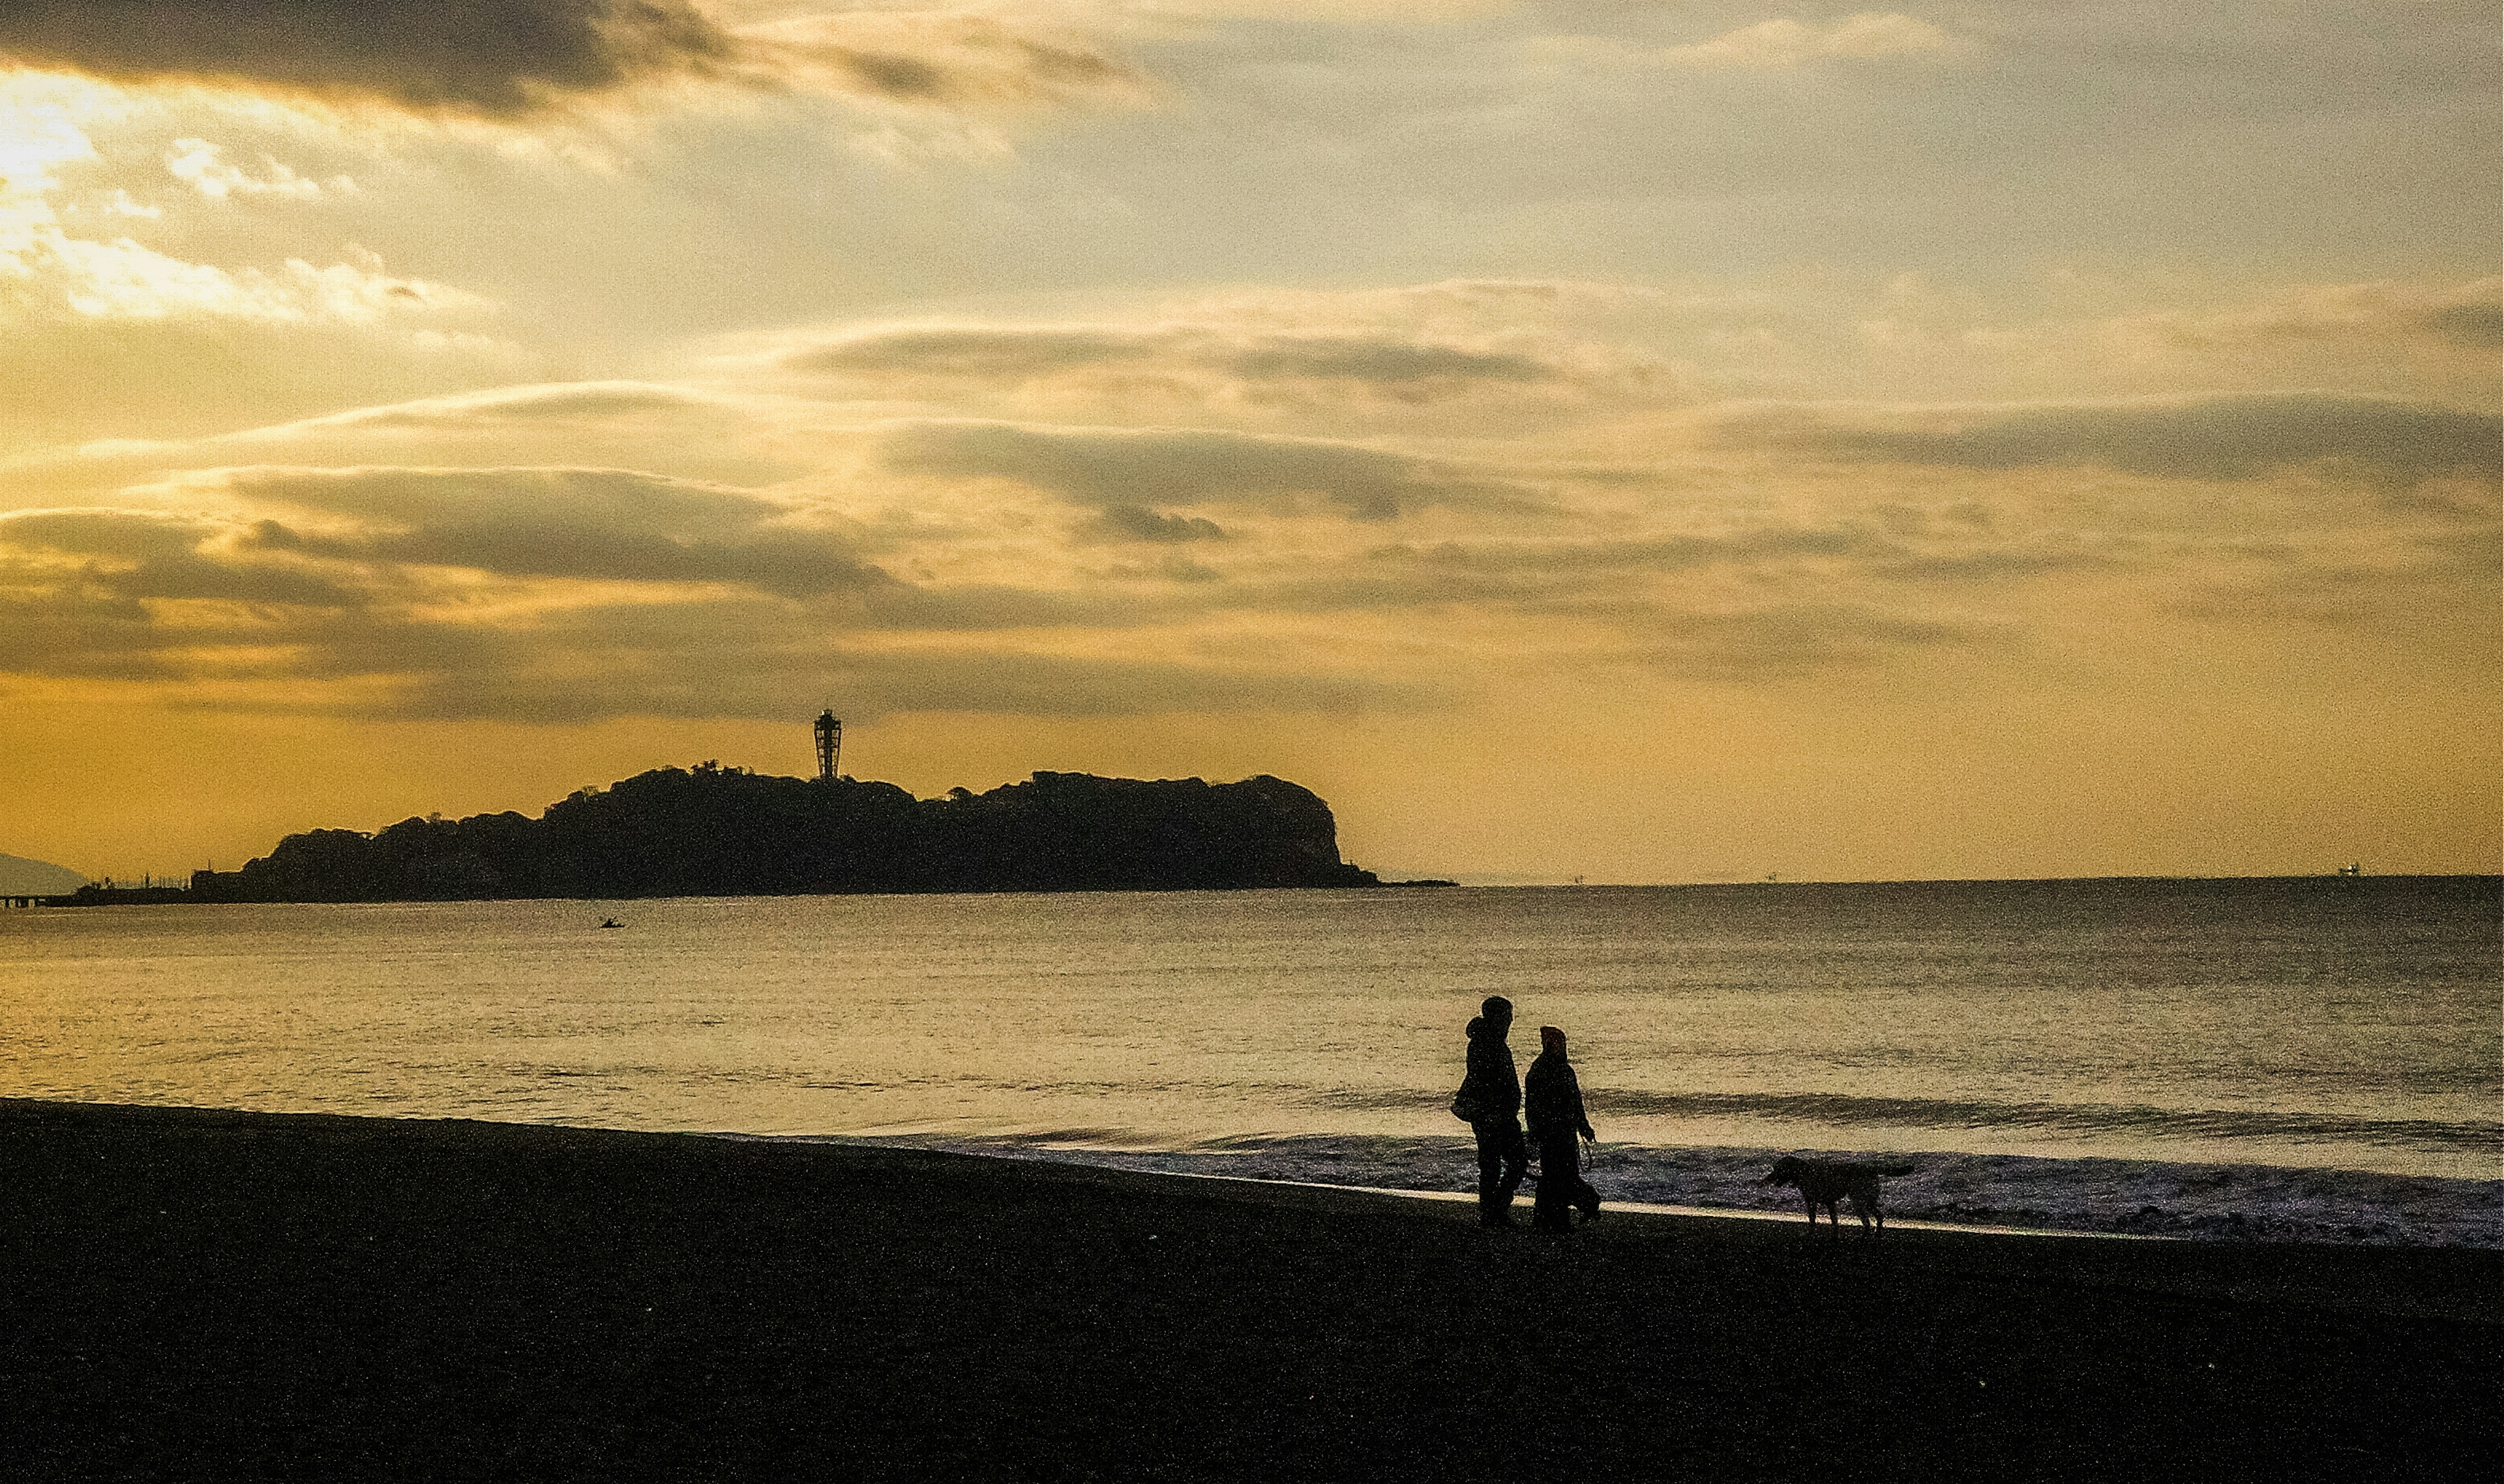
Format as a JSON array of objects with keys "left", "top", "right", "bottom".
[{"left": 1763, "top": 1155, "right": 1915, "bottom": 1235}]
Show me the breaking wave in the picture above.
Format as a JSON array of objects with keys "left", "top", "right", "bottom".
[
  {"left": 812, "top": 1131, "right": 2503, "bottom": 1249},
  {"left": 1558, "top": 1090, "right": 2501, "bottom": 1151}
]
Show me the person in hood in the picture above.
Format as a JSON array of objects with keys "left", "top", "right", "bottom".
[
  {"left": 1525, "top": 1024, "right": 1600, "bottom": 1232},
  {"left": 1458, "top": 996, "right": 1527, "bottom": 1226}
]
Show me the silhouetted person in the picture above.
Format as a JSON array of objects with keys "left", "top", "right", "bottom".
[
  {"left": 1525, "top": 1025, "right": 1600, "bottom": 1232},
  {"left": 1459, "top": 996, "right": 1526, "bottom": 1226}
]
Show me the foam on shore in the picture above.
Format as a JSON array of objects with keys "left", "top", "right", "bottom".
[{"left": 784, "top": 1132, "right": 2503, "bottom": 1248}]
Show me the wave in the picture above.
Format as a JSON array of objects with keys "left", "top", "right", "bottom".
[
  {"left": 811, "top": 1132, "right": 2504, "bottom": 1249},
  {"left": 1592, "top": 1090, "right": 2502, "bottom": 1148},
  {"left": 1313, "top": 1087, "right": 2501, "bottom": 1151}
]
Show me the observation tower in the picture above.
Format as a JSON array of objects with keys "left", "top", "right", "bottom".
[{"left": 814, "top": 710, "right": 842, "bottom": 782}]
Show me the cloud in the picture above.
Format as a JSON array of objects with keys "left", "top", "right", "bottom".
[
  {"left": 1624, "top": 602, "right": 2006, "bottom": 681},
  {"left": 243, "top": 514, "right": 887, "bottom": 599},
  {"left": 0, "top": 72, "right": 110, "bottom": 192},
  {"left": 1418, "top": 528, "right": 1888, "bottom": 573},
  {"left": 0, "top": 506, "right": 366, "bottom": 608},
  {"left": 1183, "top": 278, "right": 1680, "bottom": 334},
  {"left": 358, "top": 630, "right": 1432, "bottom": 726},
  {"left": 1, "top": 92, "right": 514, "bottom": 440},
  {"left": 0, "top": 499, "right": 1432, "bottom": 720},
  {"left": 0, "top": 469, "right": 889, "bottom": 617},
  {"left": 213, "top": 465, "right": 890, "bottom": 597},
  {"left": 2160, "top": 531, "right": 2501, "bottom": 631},
  {"left": 2078, "top": 278, "right": 2504, "bottom": 358},
  {"left": 265, "top": 382, "right": 721, "bottom": 433},
  {"left": 734, "top": 10, "right": 1153, "bottom": 111},
  {"left": 876, "top": 419, "right": 1519, "bottom": 520},
  {"left": 0, "top": 2, "right": 1149, "bottom": 118},
  {"left": 1085, "top": 505, "right": 1229, "bottom": 544},
  {"left": 784, "top": 321, "right": 1573, "bottom": 407},
  {"left": 164, "top": 138, "right": 346, "bottom": 200},
  {"left": 1218, "top": 336, "right": 1553, "bottom": 387},
  {"left": 0, "top": 314, "right": 531, "bottom": 460},
  {"left": 1, "top": 197, "right": 490, "bottom": 326},
  {"left": 1871, "top": 544, "right": 2128, "bottom": 584},
  {"left": 2423, "top": 301, "right": 2503, "bottom": 350},
  {"left": 1, "top": 507, "right": 211, "bottom": 561},
  {"left": 1728, "top": 393, "right": 2502, "bottom": 484},
  {"left": 0, "top": 571, "right": 529, "bottom": 688},
  {"left": 220, "top": 464, "right": 764, "bottom": 527},
  {"left": 1090, "top": 1, "right": 1510, "bottom": 19},
  {"left": 0, "top": 1, "right": 736, "bottom": 116},
  {"left": 791, "top": 325, "right": 1163, "bottom": 381},
  {"left": 67, "top": 245, "right": 476, "bottom": 324},
  {"left": 1656, "top": 12, "right": 1967, "bottom": 69}
]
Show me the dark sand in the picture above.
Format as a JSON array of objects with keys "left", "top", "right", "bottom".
[{"left": 5, "top": 1101, "right": 2494, "bottom": 1481}]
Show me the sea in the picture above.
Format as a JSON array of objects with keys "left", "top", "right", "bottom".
[{"left": 3, "top": 876, "right": 2496, "bottom": 1246}]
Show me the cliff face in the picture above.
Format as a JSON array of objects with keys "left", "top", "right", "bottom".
[
  {"left": 189, "top": 765, "right": 1378, "bottom": 902},
  {"left": 0, "top": 852, "right": 87, "bottom": 895},
  {"left": 913, "top": 771, "right": 1359, "bottom": 893}
]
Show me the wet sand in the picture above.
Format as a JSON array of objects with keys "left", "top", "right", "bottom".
[{"left": 4, "top": 1099, "right": 2495, "bottom": 1481}]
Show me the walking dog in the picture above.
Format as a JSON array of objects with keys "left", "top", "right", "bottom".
[{"left": 1763, "top": 1155, "right": 1915, "bottom": 1234}]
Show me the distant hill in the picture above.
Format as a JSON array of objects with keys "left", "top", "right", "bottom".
[
  {"left": 0, "top": 853, "right": 88, "bottom": 895},
  {"left": 182, "top": 765, "right": 1380, "bottom": 902}
]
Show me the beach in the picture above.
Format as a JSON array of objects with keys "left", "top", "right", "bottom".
[{"left": 5, "top": 1100, "right": 2494, "bottom": 1481}]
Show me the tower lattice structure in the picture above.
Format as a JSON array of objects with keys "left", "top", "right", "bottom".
[{"left": 814, "top": 710, "right": 842, "bottom": 782}]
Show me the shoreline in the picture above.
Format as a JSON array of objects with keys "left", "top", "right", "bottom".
[
  {"left": 5, "top": 1098, "right": 2496, "bottom": 1480},
  {"left": 16, "top": 870, "right": 2497, "bottom": 908},
  {"left": 13, "top": 1095, "right": 2496, "bottom": 1245},
  {"left": 1135, "top": 1173, "right": 2182, "bottom": 1241},
  {"left": 1172, "top": 1181, "right": 2177, "bottom": 1241},
  {"left": 759, "top": 1136, "right": 2178, "bottom": 1241},
  {"left": 765, "top": 1129, "right": 2503, "bottom": 1248}
]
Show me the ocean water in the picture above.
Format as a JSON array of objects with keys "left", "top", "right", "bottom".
[{"left": 2, "top": 878, "right": 2496, "bottom": 1246}]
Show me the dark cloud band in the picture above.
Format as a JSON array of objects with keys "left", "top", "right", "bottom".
[
  {"left": 0, "top": 1, "right": 734, "bottom": 116},
  {"left": 0, "top": 1, "right": 1148, "bottom": 116},
  {"left": 792, "top": 325, "right": 1557, "bottom": 391},
  {"left": 1738, "top": 393, "right": 2501, "bottom": 484},
  {"left": 879, "top": 420, "right": 1512, "bottom": 521}
]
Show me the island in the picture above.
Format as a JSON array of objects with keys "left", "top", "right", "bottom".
[{"left": 152, "top": 764, "right": 1380, "bottom": 903}]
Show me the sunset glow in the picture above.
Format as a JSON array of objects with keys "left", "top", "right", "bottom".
[{"left": 3, "top": 2, "right": 2495, "bottom": 883}]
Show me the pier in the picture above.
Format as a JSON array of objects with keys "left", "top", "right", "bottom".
[{"left": 12, "top": 883, "right": 196, "bottom": 908}]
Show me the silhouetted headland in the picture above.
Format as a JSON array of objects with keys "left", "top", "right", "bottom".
[
  {"left": 147, "top": 764, "right": 1379, "bottom": 903},
  {"left": 0, "top": 852, "right": 87, "bottom": 897}
]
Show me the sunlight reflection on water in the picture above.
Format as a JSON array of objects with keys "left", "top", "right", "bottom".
[{"left": 2, "top": 880, "right": 2495, "bottom": 1183}]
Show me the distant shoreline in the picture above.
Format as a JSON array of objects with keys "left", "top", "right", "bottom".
[
  {"left": 18, "top": 869, "right": 2496, "bottom": 908},
  {"left": 31, "top": 765, "right": 1388, "bottom": 906}
]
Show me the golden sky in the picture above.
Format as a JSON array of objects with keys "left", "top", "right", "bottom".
[{"left": 2, "top": 1, "right": 2496, "bottom": 883}]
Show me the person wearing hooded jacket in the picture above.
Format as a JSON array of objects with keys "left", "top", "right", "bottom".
[
  {"left": 1525, "top": 1024, "right": 1600, "bottom": 1232},
  {"left": 1457, "top": 996, "right": 1526, "bottom": 1226}
]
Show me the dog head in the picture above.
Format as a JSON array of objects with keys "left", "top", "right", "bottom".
[{"left": 1763, "top": 1155, "right": 1806, "bottom": 1188}]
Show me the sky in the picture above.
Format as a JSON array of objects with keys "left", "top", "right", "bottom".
[{"left": 1, "top": 1, "right": 2496, "bottom": 885}]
